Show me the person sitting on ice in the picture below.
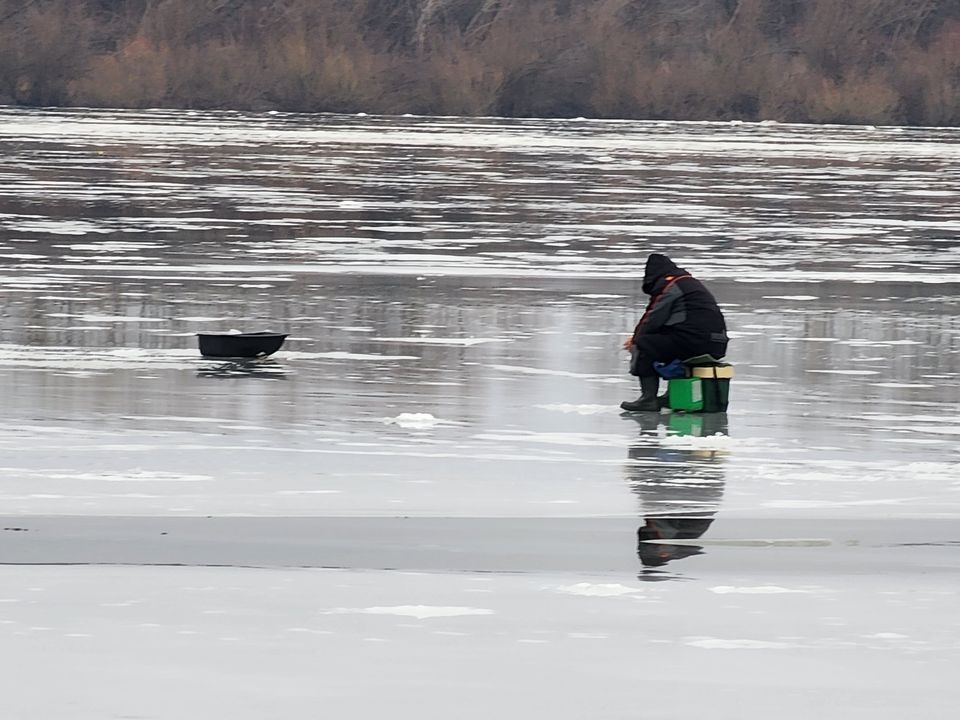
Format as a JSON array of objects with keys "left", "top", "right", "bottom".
[{"left": 620, "top": 253, "right": 729, "bottom": 412}]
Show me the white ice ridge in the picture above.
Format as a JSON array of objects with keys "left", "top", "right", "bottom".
[{"left": 321, "top": 606, "right": 493, "bottom": 619}]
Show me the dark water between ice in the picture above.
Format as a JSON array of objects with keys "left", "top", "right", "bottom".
[{"left": 0, "top": 106, "right": 958, "bottom": 541}]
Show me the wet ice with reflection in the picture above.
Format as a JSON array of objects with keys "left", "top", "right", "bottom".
[{"left": 0, "top": 107, "right": 958, "bottom": 525}]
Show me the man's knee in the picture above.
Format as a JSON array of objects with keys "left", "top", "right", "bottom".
[{"left": 629, "top": 346, "right": 657, "bottom": 377}]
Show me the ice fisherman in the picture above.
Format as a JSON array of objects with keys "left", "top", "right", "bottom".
[{"left": 620, "top": 253, "right": 728, "bottom": 412}]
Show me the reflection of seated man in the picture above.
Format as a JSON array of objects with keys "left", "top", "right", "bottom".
[
  {"left": 638, "top": 517, "right": 715, "bottom": 567},
  {"left": 625, "top": 412, "right": 728, "bottom": 570}
]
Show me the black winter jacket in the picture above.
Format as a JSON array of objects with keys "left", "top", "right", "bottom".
[{"left": 632, "top": 254, "right": 728, "bottom": 349}]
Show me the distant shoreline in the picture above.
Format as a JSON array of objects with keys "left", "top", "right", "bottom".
[{"left": 1, "top": 0, "right": 958, "bottom": 127}]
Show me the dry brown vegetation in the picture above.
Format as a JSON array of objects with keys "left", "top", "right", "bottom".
[{"left": 0, "top": 0, "right": 958, "bottom": 125}]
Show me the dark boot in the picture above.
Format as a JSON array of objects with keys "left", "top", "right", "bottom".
[{"left": 620, "top": 375, "right": 661, "bottom": 412}]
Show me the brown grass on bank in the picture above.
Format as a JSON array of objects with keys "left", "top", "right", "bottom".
[{"left": 0, "top": 0, "right": 958, "bottom": 125}]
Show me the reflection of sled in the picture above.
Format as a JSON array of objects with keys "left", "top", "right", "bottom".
[{"left": 196, "top": 358, "right": 288, "bottom": 380}]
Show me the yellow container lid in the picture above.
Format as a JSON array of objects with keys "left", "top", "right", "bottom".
[{"left": 691, "top": 365, "right": 735, "bottom": 379}]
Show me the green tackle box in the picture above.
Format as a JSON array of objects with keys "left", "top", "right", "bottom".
[
  {"left": 681, "top": 357, "right": 733, "bottom": 413},
  {"left": 667, "top": 377, "right": 704, "bottom": 411}
]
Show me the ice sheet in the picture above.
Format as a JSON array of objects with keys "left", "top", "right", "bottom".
[{"left": 1, "top": 108, "right": 959, "bottom": 718}]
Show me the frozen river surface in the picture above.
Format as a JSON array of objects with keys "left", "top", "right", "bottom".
[{"left": 0, "top": 108, "right": 958, "bottom": 718}]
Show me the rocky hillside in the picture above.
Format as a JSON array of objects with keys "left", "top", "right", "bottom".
[{"left": 1, "top": 0, "right": 958, "bottom": 125}]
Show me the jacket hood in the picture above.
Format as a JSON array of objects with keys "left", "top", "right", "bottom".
[{"left": 642, "top": 253, "right": 686, "bottom": 295}]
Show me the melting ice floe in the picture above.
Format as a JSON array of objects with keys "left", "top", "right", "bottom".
[
  {"left": 557, "top": 583, "right": 642, "bottom": 597},
  {"left": 382, "top": 413, "right": 448, "bottom": 429}
]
